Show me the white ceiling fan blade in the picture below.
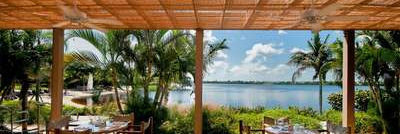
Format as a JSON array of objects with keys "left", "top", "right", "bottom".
[
  {"left": 319, "top": 3, "right": 343, "bottom": 16},
  {"left": 57, "top": 0, "right": 86, "bottom": 19},
  {"left": 82, "top": 23, "right": 108, "bottom": 33},
  {"left": 326, "top": 16, "right": 369, "bottom": 21},
  {"left": 87, "top": 18, "right": 123, "bottom": 25},
  {"left": 311, "top": 23, "right": 323, "bottom": 34},
  {"left": 53, "top": 21, "right": 70, "bottom": 28}
]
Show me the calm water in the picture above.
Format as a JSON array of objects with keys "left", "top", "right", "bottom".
[{"left": 150, "top": 84, "right": 368, "bottom": 110}]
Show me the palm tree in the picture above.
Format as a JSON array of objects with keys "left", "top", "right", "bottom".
[
  {"left": 325, "top": 39, "right": 343, "bottom": 86},
  {"left": 152, "top": 30, "right": 194, "bottom": 107},
  {"left": 288, "top": 33, "right": 332, "bottom": 114},
  {"left": 356, "top": 31, "right": 400, "bottom": 133},
  {"left": 130, "top": 30, "right": 190, "bottom": 101},
  {"left": 0, "top": 30, "right": 51, "bottom": 133},
  {"left": 203, "top": 39, "right": 229, "bottom": 73},
  {"left": 67, "top": 30, "right": 133, "bottom": 113},
  {"left": 0, "top": 30, "right": 22, "bottom": 102}
]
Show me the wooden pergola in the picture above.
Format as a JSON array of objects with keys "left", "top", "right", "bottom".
[{"left": 2, "top": 0, "right": 399, "bottom": 133}]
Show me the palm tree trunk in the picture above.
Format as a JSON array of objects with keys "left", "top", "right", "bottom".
[
  {"left": 163, "top": 86, "right": 170, "bottom": 106},
  {"left": 159, "top": 82, "right": 170, "bottom": 106},
  {"left": 318, "top": 79, "right": 323, "bottom": 115},
  {"left": 35, "top": 77, "right": 41, "bottom": 102},
  {"left": 144, "top": 62, "right": 152, "bottom": 101},
  {"left": 153, "top": 79, "right": 162, "bottom": 106},
  {"left": 112, "top": 69, "right": 124, "bottom": 114},
  {"left": 20, "top": 76, "right": 30, "bottom": 134},
  {"left": 159, "top": 86, "right": 165, "bottom": 107},
  {"left": 396, "top": 74, "right": 400, "bottom": 92}
]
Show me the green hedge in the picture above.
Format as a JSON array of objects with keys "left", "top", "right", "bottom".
[
  {"left": 0, "top": 100, "right": 118, "bottom": 125},
  {"left": 0, "top": 100, "right": 51, "bottom": 124},
  {"left": 328, "top": 90, "right": 371, "bottom": 111},
  {"left": 1, "top": 100, "right": 382, "bottom": 133},
  {"left": 320, "top": 110, "right": 383, "bottom": 133},
  {"left": 160, "top": 106, "right": 382, "bottom": 134}
]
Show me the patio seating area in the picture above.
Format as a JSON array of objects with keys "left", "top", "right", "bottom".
[
  {"left": 239, "top": 117, "right": 349, "bottom": 134},
  {"left": 1, "top": 0, "right": 400, "bottom": 133},
  {"left": 47, "top": 114, "right": 152, "bottom": 134}
]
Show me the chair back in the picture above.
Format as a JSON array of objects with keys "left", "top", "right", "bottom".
[
  {"left": 61, "top": 129, "right": 91, "bottom": 134},
  {"left": 327, "top": 121, "right": 350, "bottom": 134},
  {"left": 142, "top": 117, "right": 153, "bottom": 134},
  {"left": 46, "top": 116, "right": 71, "bottom": 134},
  {"left": 242, "top": 126, "right": 251, "bottom": 134},
  {"left": 112, "top": 113, "right": 134, "bottom": 123},
  {"left": 263, "top": 116, "right": 275, "bottom": 126},
  {"left": 276, "top": 117, "right": 290, "bottom": 125}
]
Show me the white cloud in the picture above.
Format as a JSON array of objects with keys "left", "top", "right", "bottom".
[
  {"left": 226, "top": 63, "right": 291, "bottom": 81},
  {"left": 229, "top": 62, "right": 269, "bottom": 74},
  {"left": 290, "top": 47, "right": 309, "bottom": 53},
  {"left": 215, "top": 51, "right": 228, "bottom": 60},
  {"left": 243, "top": 43, "right": 284, "bottom": 63},
  {"left": 278, "top": 30, "right": 288, "bottom": 35},
  {"left": 208, "top": 60, "right": 229, "bottom": 74},
  {"left": 266, "top": 64, "right": 290, "bottom": 74},
  {"left": 204, "top": 30, "right": 217, "bottom": 42},
  {"left": 207, "top": 50, "right": 229, "bottom": 74}
]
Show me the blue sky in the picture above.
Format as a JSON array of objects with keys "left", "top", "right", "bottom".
[
  {"left": 67, "top": 30, "right": 344, "bottom": 82},
  {"left": 203, "top": 30, "right": 343, "bottom": 81}
]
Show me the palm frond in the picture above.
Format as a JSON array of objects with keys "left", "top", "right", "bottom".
[
  {"left": 66, "top": 30, "right": 107, "bottom": 55},
  {"left": 70, "top": 51, "right": 103, "bottom": 67}
]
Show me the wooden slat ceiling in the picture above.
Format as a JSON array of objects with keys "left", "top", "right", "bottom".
[{"left": 1, "top": 0, "right": 400, "bottom": 30}]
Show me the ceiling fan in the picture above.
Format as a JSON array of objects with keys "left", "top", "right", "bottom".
[
  {"left": 36, "top": 0, "right": 123, "bottom": 32},
  {"left": 279, "top": 0, "right": 368, "bottom": 33}
]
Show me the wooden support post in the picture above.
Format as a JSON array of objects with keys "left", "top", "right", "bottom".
[
  {"left": 342, "top": 30, "right": 355, "bottom": 134},
  {"left": 50, "top": 28, "right": 64, "bottom": 123},
  {"left": 194, "top": 29, "right": 204, "bottom": 134}
]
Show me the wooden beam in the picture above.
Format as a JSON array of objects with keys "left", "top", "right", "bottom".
[
  {"left": 220, "top": 0, "right": 232, "bottom": 29},
  {"left": 92, "top": 0, "right": 129, "bottom": 28},
  {"left": 126, "top": 0, "right": 154, "bottom": 29},
  {"left": 342, "top": 30, "right": 355, "bottom": 134},
  {"left": 367, "top": 13, "right": 400, "bottom": 29},
  {"left": 194, "top": 29, "right": 204, "bottom": 134},
  {"left": 242, "top": 0, "right": 262, "bottom": 28},
  {"left": 192, "top": 0, "right": 200, "bottom": 28},
  {"left": 158, "top": 0, "right": 177, "bottom": 29},
  {"left": 50, "top": 28, "right": 64, "bottom": 122}
]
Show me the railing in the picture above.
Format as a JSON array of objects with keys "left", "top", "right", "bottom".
[{"left": 0, "top": 102, "right": 49, "bottom": 134}]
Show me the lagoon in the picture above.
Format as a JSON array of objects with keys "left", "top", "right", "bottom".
[{"left": 152, "top": 83, "right": 368, "bottom": 110}]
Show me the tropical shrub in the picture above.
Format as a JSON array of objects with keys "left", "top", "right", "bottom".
[
  {"left": 0, "top": 100, "right": 51, "bottom": 124},
  {"left": 328, "top": 90, "right": 371, "bottom": 111},
  {"left": 160, "top": 106, "right": 233, "bottom": 134},
  {"left": 125, "top": 92, "right": 169, "bottom": 133},
  {"left": 91, "top": 88, "right": 102, "bottom": 104},
  {"left": 64, "top": 61, "right": 95, "bottom": 88},
  {"left": 321, "top": 110, "right": 382, "bottom": 133}
]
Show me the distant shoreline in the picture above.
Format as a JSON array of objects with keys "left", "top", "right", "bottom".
[{"left": 203, "top": 81, "right": 367, "bottom": 86}]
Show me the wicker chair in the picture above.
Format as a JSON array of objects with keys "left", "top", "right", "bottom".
[
  {"left": 117, "top": 117, "right": 153, "bottom": 134},
  {"left": 112, "top": 113, "right": 135, "bottom": 124},
  {"left": 262, "top": 116, "right": 275, "bottom": 128},
  {"left": 61, "top": 129, "right": 92, "bottom": 134},
  {"left": 318, "top": 121, "right": 350, "bottom": 134},
  {"left": 239, "top": 120, "right": 266, "bottom": 134},
  {"left": 46, "top": 116, "right": 76, "bottom": 134}
]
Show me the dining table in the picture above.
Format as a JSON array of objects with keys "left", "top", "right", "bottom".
[
  {"left": 69, "top": 116, "right": 130, "bottom": 134},
  {"left": 265, "top": 125, "right": 317, "bottom": 134}
]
